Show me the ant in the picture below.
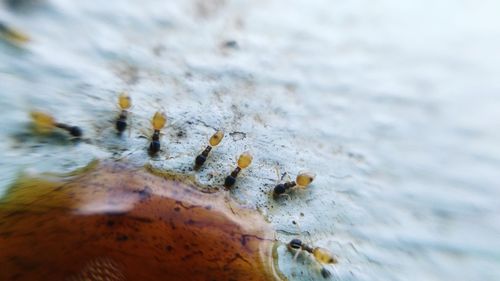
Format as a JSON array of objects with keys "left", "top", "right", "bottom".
[
  {"left": 30, "top": 111, "right": 82, "bottom": 138},
  {"left": 288, "top": 238, "right": 338, "bottom": 279},
  {"left": 194, "top": 130, "right": 224, "bottom": 169},
  {"left": 273, "top": 171, "right": 316, "bottom": 198},
  {"left": 115, "top": 92, "right": 131, "bottom": 134},
  {"left": 148, "top": 111, "right": 167, "bottom": 155},
  {"left": 0, "top": 21, "right": 30, "bottom": 45},
  {"left": 224, "top": 152, "right": 252, "bottom": 188}
]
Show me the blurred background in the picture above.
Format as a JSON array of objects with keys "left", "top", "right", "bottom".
[{"left": 1, "top": 0, "right": 499, "bottom": 280}]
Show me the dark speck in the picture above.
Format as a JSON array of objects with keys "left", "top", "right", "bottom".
[
  {"left": 240, "top": 236, "right": 248, "bottom": 246},
  {"left": 134, "top": 186, "right": 152, "bottom": 200},
  {"left": 321, "top": 267, "right": 332, "bottom": 279},
  {"left": 116, "top": 234, "right": 128, "bottom": 241},
  {"left": 222, "top": 40, "right": 238, "bottom": 49}
]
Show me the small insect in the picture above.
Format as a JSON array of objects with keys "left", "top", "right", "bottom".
[
  {"left": 0, "top": 21, "right": 30, "bottom": 45},
  {"left": 115, "top": 92, "right": 131, "bottom": 134},
  {"left": 194, "top": 130, "right": 224, "bottom": 169},
  {"left": 273, "top": 171, "right": 316, "bottom": 198},
  {"left": 30, "top": 111, "right": 82, "bottom": 138},
  {"left": 288, "top": 238, "right": 337, "bottom": 279},
  {"left": 224, "top": 152, "right": 252, "bottom": 188},
  {"left": 148, "top": 111, "right": 167, "bottom": 155}
]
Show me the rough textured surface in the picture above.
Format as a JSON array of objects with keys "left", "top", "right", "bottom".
[{"left": 0, "top": 0, "right": 499, "bottom": 280}]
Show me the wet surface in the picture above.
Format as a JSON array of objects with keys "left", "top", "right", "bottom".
[{"left": 0, "top": 161, "right": 281, "bottom": 281}]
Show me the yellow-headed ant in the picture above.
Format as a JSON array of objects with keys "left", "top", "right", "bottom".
[
  {"left": 288, "top": 238, "right": 338, "bottom": 279},
  {"left": 224, "top": 152, "right": 252, "bottom": 188},
  {"left": 148, "top": 111, "right": 166, "bottom": 155},
  {"left": 30, "top": 111, "right": 82, "bottom": 138},
  {"left": 194, "top": 130, "right": 224, "bottom": 169},
  {"left": 273, "top": 171, "right": 316, "bottom": 198},
  {"left": 115, "top": 92, "right": 131, "bottom": 134},
  {"left": 0, "top": 21, "right": 30, "bottom": 45}
]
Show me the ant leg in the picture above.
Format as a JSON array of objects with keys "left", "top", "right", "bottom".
[
  {"left": 284, "top": 172, "right": 292, "bottom": 182},
  {"left": 293, "top": 249, "right": 301, "bottom": 261},
  {"left": 320, "top": 266, "right": 332, "bottom": 279},
  {"left": 116, "top": 146, "right": 143, "bottom": 160},
  {"left": 138, "top": 128, "right": 150, "bottom": 139},
  {"left": 128, "top": 111, "right": 133, "bottom": 138},
  {"left": 274, "top": 164, "right": 281, "bottom": 185},
  {"left": 274, "top": 163, "right": 291, "bottom": 182},
  {"left": 279, "top": 193, "right": 291, "bottom": 201},
  {"left": 226, "top": 199, "right": 237, "bottom": 215},
  {"left": 308, "top": 252, "right": 334, "bottom": 279},
  {"left": 330, "top": 266, "right": 340, "bottom": 280},
  {"left": 292, "top": 219, "right": 304, "bottom": 237}
]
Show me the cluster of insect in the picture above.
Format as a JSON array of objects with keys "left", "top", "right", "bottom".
[{"left": 30, "top": 92, "right": 338, "bottom": 279}]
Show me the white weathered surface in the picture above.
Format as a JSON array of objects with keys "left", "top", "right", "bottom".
[{"left": 1, "top": 0, "right": 499, "bottom": 280}]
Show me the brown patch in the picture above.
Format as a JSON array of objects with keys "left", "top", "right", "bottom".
[{"left": 0, "top": 161, "right": 281, "bottom": 281}]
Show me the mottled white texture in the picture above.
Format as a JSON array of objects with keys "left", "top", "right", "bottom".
[{"left": 0, "top": 0, "right": 499, "bottom": 280}]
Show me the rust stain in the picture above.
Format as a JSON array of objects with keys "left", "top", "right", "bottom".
[{"left": 0, "top": 161, "right": 284, "bottom": 281}]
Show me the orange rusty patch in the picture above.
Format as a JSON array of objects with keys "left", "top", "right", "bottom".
[{"left": 0, "top": 161, "right": 283, "bottom": 281}]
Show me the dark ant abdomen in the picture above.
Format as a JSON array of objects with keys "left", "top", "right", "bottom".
[
  {"left": 224, "top": 167, "right": 242, "bottom": 188},
  {"left": 224, "top": 175, "right": 236, "bottom": 188},
  {"left": 116, "top": 118, "right": 127, "bottom": 133},
  {"left": 69, "top": 126, "right": 82, "bottom": 137},
  {"left": 149, "top": 130, "right": 161, "bottom": 154},
  {"left": 195, "top": 155, "right": 207, "bottom": 167},
  {"left": 194, "top": 146, "right": 212, "bottom": 168},
  {"left": 149, "top": 141, "right": 160, "bottom": 154},
  {"left": 273, "top": 184, "right": 287, "bottom": 195},
  {"left": 273, "top": 181, "right": 296, "bottom": 197}
]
